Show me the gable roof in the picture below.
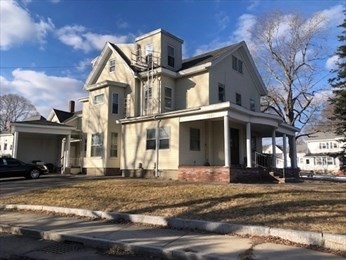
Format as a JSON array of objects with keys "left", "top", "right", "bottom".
[
  {"left": 308, "top": 131, "right": 343, "bottom": 141},
  {"left": 181, "top": 44, "right": 239, "bottom": 70},
  {"left": 52, "top": 109, "right": 74, "bottom": 123}
]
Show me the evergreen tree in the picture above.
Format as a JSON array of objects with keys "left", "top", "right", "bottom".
[{"left": 329, "top": 12, "right": 346, "bottom": 143}]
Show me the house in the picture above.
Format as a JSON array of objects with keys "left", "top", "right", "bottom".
[
  {"left": 0, "top": 131, "right": 13, "bottom": 156},
  {"left": 262, "top": 144, "right": 291, "bottom": 168},
  {"left": 3, "top": 102, "right": 80, "bottom": 174},
  {"left": 79, "top": 28, "right": 299, "bottom": 182},
  {"left": 297, "top": 132, "right": 345, "bottom": 174}
]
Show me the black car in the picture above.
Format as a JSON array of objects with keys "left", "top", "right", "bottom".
[{"left": 0, "top": 157, "right": 48, "bottom": 179}]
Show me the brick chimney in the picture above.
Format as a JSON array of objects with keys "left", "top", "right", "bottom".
[{"left": 69, "top": 100, "right": 75, "bottom": 113}]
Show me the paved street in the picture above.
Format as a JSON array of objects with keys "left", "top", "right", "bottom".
[{"left": 0, "top": 174, "right": 118, "bottom": 198}]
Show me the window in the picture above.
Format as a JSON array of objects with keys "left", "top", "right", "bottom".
[
  {"left": 124, "top": 95, "right": 128, "bottom": 117},
  {"left": 145, "top": 44, "right": 153, "bottom": 66},
  {"left": 94, "top": 94, "right": 104, "bottom": 105},
  {"left": 91, "top": 133, "right": 102, "bottom": 157},
  {"left": 327, "top": 157, "right": 334, "bottom": 165},
  {"left": 144, "top": 85, "right": 152, "bottom": 113},
  {"left": 110, "top": 133, "right": 118, "bottom": 157},
  {"left": 112, "top": 93, "right": 119, "bottom": 114},
  {"left": 334, "top": 142, "right": 338, "bottom": 148},
  {"left": 190, "top": 128, "right": 200, "bottom": 151},
  {"left": 306, "top": 159, "right": 310, "bottom": 164},
  {"left": 250, "top": 99, "right": 255, "bottom": 111},
  {"left": 167, "top": 45, "right": 175, "bottom": 67},
  {"left": 83, "top": 134, "right": 87, "bottom": 157},
  {"left": 236, "top": 93, "right": 242, "bottom": 106},
  {"left": 232, "top": 55, "right": 243, "bottom": 74},
  {"left": 4, "top": 143, "right": 7, "bottom": 150},
  {"left": 218, "top": 83, "right": 225, "bottom": 102},
  {"left": 164, "top": 87, "right": 173, "bottom": 109},
  {"left": 10, "top": 145, "right": 12, "bottom": 150},
  {"left": 109, "top": 59, "right": 115, "bottom": 72},
  {"left": 146, "top": 127, "right": 170, "bottom": 150}
]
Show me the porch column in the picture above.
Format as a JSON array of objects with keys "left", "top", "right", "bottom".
[
  {"left": 283, "top": 134, "right": 287, "bottom": 168},
  {"left": 290, "top": 135, "right": 297, "bottom": 168},
  {"left": 224, "top": 115, "right": 230, "bottom": 167},
  {"left": 246, "top": 122, "right": 252, "bottom": 168},
  {"left": 208, "top": 121, "right": 213, "bottom": 164},
  {"left": 12, "top": 131, "right": 19, "bottom": 158},
  {"left": 272, "top": 129, "right": 276, "bottom": 168},
  {"left": 66, "top": 134, "right": 71, "bottom": 168}
]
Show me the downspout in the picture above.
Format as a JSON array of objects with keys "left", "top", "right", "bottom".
[{"left": 154, "top": 115, "right": 161, "bottom": 177}]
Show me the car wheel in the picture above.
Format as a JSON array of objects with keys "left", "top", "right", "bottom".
[{"left": 27, "top": 169, "right": 40, "bottom": 179}]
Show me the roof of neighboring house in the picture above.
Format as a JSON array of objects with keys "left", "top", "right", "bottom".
[
  {"left": 296, "top": 143, "right": 308, "bottom": 153},
  {"left": 308, "top": 131, "right": 342, "bottom": 141},
  {"left": 13, "top": 119, "right": 71, "bottom": 127},
  {"left": 24, "top": 115, "right": 47, "bottom": 121},
  {"left": 181, "top": 44, "right": 239, "bottom": 70},
  {"left": 52, "top": 109, "right": 75, "bottom": 123}
]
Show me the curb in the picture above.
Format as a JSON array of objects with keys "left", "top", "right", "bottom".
[{"left": 1, "top": 204, "right": 345, "bottom": 251}]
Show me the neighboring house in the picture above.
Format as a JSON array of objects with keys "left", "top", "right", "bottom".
[
  {"left": 297, "top": 132, "right": 345, "bottom": 174},
  {"left": 262, "top": 144, "right": 291, "bottom": 168},
  {"left": 0, "top": 131, "right": 13, "bottom": 156},
  {"left": 3, "top": 103, "right": 79, "bottom": 174},
  {"left": 79, "top": 28, "right": 299, "bottom": 181}
]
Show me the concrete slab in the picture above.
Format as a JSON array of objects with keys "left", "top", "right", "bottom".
[
  {"left": 253, "top": 242, "right": 344, "bottom": 260},
  {"left": 164, "top": 232, "right": 253, "bottom": 259}
]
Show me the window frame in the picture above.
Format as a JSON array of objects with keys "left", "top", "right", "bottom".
[
  {"left": 146, "top": 127, "right": 170, "bottom": 150},
  {"left": 236, "top": 93, "right": 242, "bottom": 106},
  {"left": 167, "top": 45, "right": 175, "bottom": 68},
  {"left": 94, "top": 94, "right": 104, "bottom": 105},
  {"left": 112, "top": 93, "right": 119, "bottom": 114},
  {"left": 110, "top": 132, "right": 118, "bottom": 157},
  {"left": 91, "top": 133, "right": 102, "bottom": 157},
  {"left": 164, "top": 86, "right": 173, "bottom": 109},
  {"left": 218, "top": 83, "right": 225, "bottom": 102},
  {"left": 250, "top": 98, "right": 255, "bottom": 111},
  {"left": 109, "top": 59, "right": 115, "bottom": 72},
  {"left": 232, "top": 55, "right": 243, "bottom": 74}
]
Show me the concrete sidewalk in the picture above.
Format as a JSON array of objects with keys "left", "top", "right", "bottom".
[{"left": 0, "top": 209, "right": 343, "bottom": 259}]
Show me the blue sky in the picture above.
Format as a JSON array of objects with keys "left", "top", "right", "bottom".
[{"left": 0, "top": 0, "right": 344, "bottom": 117}]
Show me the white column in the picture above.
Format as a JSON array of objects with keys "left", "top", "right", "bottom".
[
  {"left": 246, "top": 122, "right": 252, "bottom": 168},
  {"left": 12, "top": 131, "right": 19, "bottom": 158},
  {"left": 208, "top": 121, "right": 213, "bottom": 164},
  {"left": 224, "top": 115, "right": 230, "bottom": 167},
  {"left": 272, "top": 129, "right": 276, "bottom": 168},
  {"left": 291, "top": 135, "right": 297, "bottom": 168},
  {"left": 65, "top": 134, "right": 71, "bottom": 168},
  {"left": 283, "top": 134, "right": 287, "bottom": 168}
]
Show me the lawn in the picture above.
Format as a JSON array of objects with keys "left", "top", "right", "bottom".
[{"left": 1, "top": 179, "right": 345, "bottom": 234}]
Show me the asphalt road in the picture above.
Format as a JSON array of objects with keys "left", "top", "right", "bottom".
[{"left": 0, "top": 174, "right": 119, "bottom": 198}]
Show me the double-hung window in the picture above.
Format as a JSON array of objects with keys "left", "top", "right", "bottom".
[
  {"left": 110, "top": 133, "right": 118, "bottom": 157},
  {"left": 250, "top": 99, "right": 255, "bottom": 111},
  {"left": 164, "top": 87, "right": 173, "bottom": 109},
  {"left": 144, "top": 85, "right": 152, "bottom": 113},
  {"left": 146, "top": 127, "right": 170, "bottom": 150},
  {"left": 91, "top": 133, "right": 102, "bottom": 157},
  {"left": 232, "top": 55, "right": 243, "bottom": 74},
  {"left": 236, "top": 93, "right": 242, "bottom": 106},
  {"left": 167, "top": 45, "right": 175, "bottom": 68},
  {"left": 112, "top": 93, "right": 119, "bottom": 114},
  {"left": 218, "top": 83, "right": 225, "bottom": 102},
  {"left": 109, "top": 59, "right": 115, "bottom": 72}
]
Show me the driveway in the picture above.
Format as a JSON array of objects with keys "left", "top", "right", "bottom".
[{"left": 0, "top": 174, "right": 118, "bottom": 198}]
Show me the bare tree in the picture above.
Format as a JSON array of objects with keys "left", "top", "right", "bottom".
[
  {"left": 0, "top": 94, "right": 38, "bottom": 131},
  {"left": 253, "top": 11, "right": 330, "bottom": 165}
]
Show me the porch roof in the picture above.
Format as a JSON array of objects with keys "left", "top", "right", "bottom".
[
  {"left": 118, "top": 102, "right": 299, "bottom": 136},
  {"left": 11, "top": 120, "right": 75, "bottom": 135}
]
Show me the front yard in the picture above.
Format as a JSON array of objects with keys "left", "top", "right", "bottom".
[{"left": 1, "top": 179, "right": 345, "bottom": 234}]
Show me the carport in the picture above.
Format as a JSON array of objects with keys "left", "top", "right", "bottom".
[{"left": 10, "top": 119, "right": 75, "bottom": 174}]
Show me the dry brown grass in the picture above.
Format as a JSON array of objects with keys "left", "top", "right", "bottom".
[{"left": 1, "top": 179, "right": 345, "bottom": 234}]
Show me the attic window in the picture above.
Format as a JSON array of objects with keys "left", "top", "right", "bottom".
[
  {"left": 218, "top": 83, "right": 225, "bottom": 102},
  {"left": 109, "top": 59, "right": 115, "bottom": 72},
  {"left": 236, "top": 93, "right": 242, "bottom": 106},
  {"left": 232, "top": 55, "right": 243, "bottom": 74}
]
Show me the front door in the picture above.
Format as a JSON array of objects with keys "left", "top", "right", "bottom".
[{"left": 230, "top": 128, "right": 240, "bottom": 165}]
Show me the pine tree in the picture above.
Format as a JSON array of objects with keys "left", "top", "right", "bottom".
[{"left": 329, "top": 12, "right": 346, "bottom": 143}]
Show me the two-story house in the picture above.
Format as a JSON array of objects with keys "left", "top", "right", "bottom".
[
  {"left": 298, "top": 132, "right": 345, "bottom": 174},
  {"left": 80, "top": 28, "right": 299, "bottom": 181}
]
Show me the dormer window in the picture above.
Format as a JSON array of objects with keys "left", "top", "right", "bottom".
[
  {"left": 109, "top": 59, "right": 115, "bottom": 72},
  {"left": 232, "top": 55, "right": 243, "bottom": 74},
  {"left": 167, "top": 45, "right": 175, "bottom": 68}
]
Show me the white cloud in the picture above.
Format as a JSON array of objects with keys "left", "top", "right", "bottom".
[
  {"left": 76, "top": 58, "right": 92, "bottom": 71},
  {"left": 0, "top": 0, "right": 54, "bottom": 50},
  {"left": 116, "top": 19, "right": 129, "bottom": 29},
  {"left": 326, "top": 55, "right": 339, "bottom": 70},
  {"left": 215, "top": 11, "right": 230, "bottom": 31},
  {"left": 56, "top": 25, "right": 130, "bottom": 52},
  {"left": 247, "top": 0, "right": 259, "bottom": 11},
  {"left": 316, "top": 4, "right": 344, "bottom": 29},
  {"left": 0, "top": 69, "right": 86, "bottom": 117}
]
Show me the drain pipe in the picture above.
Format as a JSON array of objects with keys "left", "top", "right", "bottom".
[{"left": 155, "top": 115, "right": 161, "bottom": 177}]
